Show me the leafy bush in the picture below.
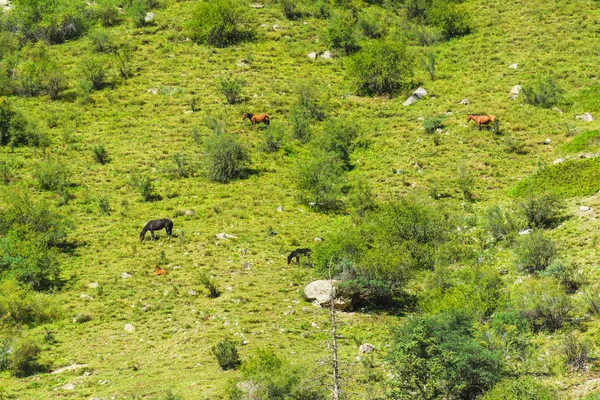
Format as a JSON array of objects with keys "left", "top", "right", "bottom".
[
  {"left": 509, "top": 277, "right": 572, "bottom": 332},
  {"left": 420, "top": 50, "right": 436, "bottom": 80},
  {"left": 187, "top": 0, "right": 255, "bottom": 48},
  {"left": 325, "top": 10, "right": 359, "bottom": 54},
  {"left": 358, "top": 8, "right": 387, "bottom": 39},
  {"left": 199, "top": 273, "right": 220, "bottom": 298},
  {"left": 562, "top": 333, "right": 588, "bottom": 371},
  {"left": 388, "top": 311, "right": 502, "bottom": 400},
  {"left": 296, "top": 151, "right": 346, "bottom": 212},
  {"left": 114, "top": 44, "right": 135, "bottom": 79},
  {"left": 92, "top": 144, "right": 111, "bottom": 164},
  {"left": 349, "top": 179, "right": 376, "bottom": 219},
  {"left": 349, "top": 40, "right": 413, "bottom": 97},
  {"left": 219, "top": 77, "right": 244, "bottom": 104},
  {"left": 423, "top": 116, "right": 443, "bottom": 134},
  {"left": 33, "top": 161, "right": 70, "bottom": 192},
  {"left": 515, "top": 230, "right": 556, "bottom": 274},
  {"left": 280, "top": 0, "right": 301, "bottom": 20},
  {"left": 87, "top": 26, "right": 115, "bottom": 53},
  {"left": 130, "top": 175, "right": 160, "bottom": 202},
  {"left": 483, "top": 204, "right": 521, "bottom": 243},
  {"left": 295, "top": 82, "right": 327, "bottom": 121},
  {"left": 80, "top": 57, "right": 108, "bottom": 90},
  {"left": 483, "top": 311, "right": 533, "bottom": 374},
  {"left": 16, "top": 42, "right": 65, "bottom": 98},
  {"left": 457, "top": 164, "right": 475, "bottom": 202},
  {"left": 124, "top": 0, "right": 156, "bottom": 27},
  {"left": 482, "top": 376, "right": 556, "bottom": 400},
  {"left": 229, "top": 349, "right": 327, "bottom": 400},
  {"left": 504, "top": 135, "right": 527, "bottom": 154},
  {"left": 94, "top": 0, "right": 122, "bottom": 27},
  {"left": 212, "top": 337, "right": 240, "bottom": 371},
  {"left": 172, "top": 153, "right": 189, "bottom": 178},
  {"left": 538, "top": 260, "right": 581, "bottom": 293},
  {"left": 520, "top": 193, "right": 564, "bottom": 229},
  {"left": 522, "top": 76, "right": 565, "bottom": 108},
  {"left": 260, "top": 123, "right": 285, "bottom": 153},
  {"left": 427, "top": 2, "right": 471, "bottom": 39},
  {"left": 511, "top": 157, "right": 600, "bottom": 198},
  {"left": 0, "top": 279, "right": 61, "bottom": 325},
  {"left": 203, "top": 133, "right": 250, "bottom": 183},
  {"left": 0, "top": 98, "right": 48, "bottom": 148},
  {"left": 312, "top": 118, "right": 358, "bottom": 169},
  {"left": 8, "top": 339, "right": 44, "bottom": 377},
  {"left": 406, "top": 0, "right": 432, "bottom": 20},
  {"left": 290, "top": 105, "right": 311, "bottom": 142},
  {"left": 313, "top": 228, "right": 367, "bottom": 277}
]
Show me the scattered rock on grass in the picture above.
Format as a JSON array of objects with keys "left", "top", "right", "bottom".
[
  {"left": 321, "top": 51, "right": 332, "bottom": 59},
  {"left": 359, "top": 343, "right": 375, "bottom": 354},
  {"left": 216, "top": 233, "right": 238, "bottom": 240},
  {"left": 144, "top": 12, "right": 155, "bottom": 23},
  {"left": 249, "top": 3, "right": 263, "bottom": 8},
  {"left": 303, "top": 280, "right": 352, "bottom": 311},
  {"left": 576, "top": 112, "right": 594, "bottom": 122},
  {"left": 121, "top": 272, "right": 132, "bottom": 279},
  {"left": 509, "top": 85, "right": 521, "bottom": 100},
  {"left": 147, "top": 88, "right": 159, "bottom": 95},
  {"left": 403, "top": 87, "right": 427, "bottom": 106},
  {"left": 88, "top": 282, "right": 99, "bottom": 288},
  {"left": 553, "top": 158, "right": 565, "bottom": 165},
  {"left": 307, "top": 52, "right": 317, "bottom": 59},
  {"left": 508, "top": 63, "right": 518, "bottom": 69},
  {"left": 519, "top": 229, "right": 532, "bottom": 235},
  {"left": 52, "top": 364, "right": 88, "bottom": 374},
  {"left": 580, "top": 206, "right": 592, "bottom": 212},
  {"left": 459, "top": 98, "right": 469, "bottom": 105},
  {"left": 124, "top": 324, "right": 135, "bottom": 333},
  {"left": 553, "top": 107, "right": 563, "bottom": 113},
  {"left": 63, "top": 383, "right": 75, "bottom": 390}
]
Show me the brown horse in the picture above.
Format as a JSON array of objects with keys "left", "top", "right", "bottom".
[
  {"left": 242, "top": 112, "right": 270, "bottom": 128},
  {"left": 153, "top": 266, "right": 168, "bottom": 275},
  {"left": 467, "top": 114, "right": 497, "bottom": 129}
]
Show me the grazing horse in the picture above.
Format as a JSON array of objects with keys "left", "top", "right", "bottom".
[
  {"left": 467, "top": 114, "right": 497, "bottom": 129},
  {"left": 287, "top": 248, "right": 312, "bottom": 265},
  {"left": 140, "top": 218, "right": 173, "bottom": 241},
  {"left": 153, "top": 266, "right": 168, "bottom": 275},
  {"left": 242, "top": 112, "right": 270, "bottom": 128}
]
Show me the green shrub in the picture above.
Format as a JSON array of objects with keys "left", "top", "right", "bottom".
[
  {"left": 312, "top": 118, "right": 358, "bottom": 169},
  {"left": 123, "top": 0, "right": 158, "bottom": 27},
  {"left": 212, "top": 337, "right": 240, "bottom": 371},
  {"left": 0, "top": 279, "right": 61, "bottom": 325},
  {"left": 92, "top": 144, "right": 111, "bottom": 164},
  {"left": 0, "top": 339, "right": 11, "bottom": 371},
  {"left": 562, "top": 333, "right": 588, "bottom": 371},
  {"left": 260, "top": 123, "right": 285, "bottom": 153},
  {"left": 0, "top": 160, "right": 16, "bottom": 185},
  {"left": 76, "top": 78, "right": 94, "bottom": 104},
  {"left": 504, "top": 134, "right": 527, "bottom": 154},
  {"left": 172, "top": 153, "right": 189, "bottom": 178},
  {"left": 87, "top": 26, "right": 115, "bottom": 52},
  {"left": 130, "top": 175, "right": 160, "bottom": 201},
  {"left": 388, "top": 311, "right": 502, "bottom": 400},
  {"left": 98, "top": 197, "right": 111, "bottom": 215},
  {"left": 538, "top": 260, "right": 581, "bottom": 293},
  {"left": 325, "top": 10, "right": 359, "bottom": 55},
  {"left": 515, "top": 230, "right": 556, "bottom": 274},
  {"left": 290, "top": 105, "right": 311, "bottom": 142},
  {"left": 512, "top": 157, "right": 600, "bottom": 198},
  {"left": 33, "top": 161, "right": 70, "bottom": 192},
  {"left": 114, "top": 44, "right": 135, "bottom": 79},
  {"left": 484, "top": 204, "right": 521, "bottom": 243},
  {"left": 203, "top": 133, "right": 250, "bottom": 183},
  {"left": 219, "top": 77, "right": 245, "bottom": 104},
  {"left": 199, "top": 273, "right": 220, "bottom": 298},
  {"left": 484, "top": 311, "right": 533, "bottom": 374},
  {"left": 162, "top": 389, "right": 183, "bottom": 400},
  {"left": 509, "top": 277, "right": 572, "bottom": 332},
  {"left": 313, "top": 228, "right": 367, "bottom": 277},
  {"left": 423, "top": 116, "right": 443, "bottom": 134},
  {"left": 187, "top": 0, "right": 255, "bottom": 48},
  {"left": 230, "top": 349, "right": 327, "bottom": 400},
  {"left": 94, "top": 0, "right": 122, "bottom": 27},
  {"left": 16, "top": 42, "right": 64, "bottom": 98},
  {"left": 520, "top": 193, "right": 564, "bottom": 229},
  {"left": 406, "top": 0, "right": 432, "bottom": 20},
  {"left": 280, "top": 0, "right": 301, "bottom": 20},
  {"left": 420, "top": 50, "right": 436, "bottom": 80},
  {"left": 457, "top": 164, "right": 475, "bottom": 202},
  {"left": 349, "top": 40, "right": 413, "bottom": 97},
  {"left": 358, "top": 8, "right": 387, "bottom": 39},
  {"left": 482, "top": 376, "right": 556, "bottom": 400},
  {"left": 9, "top": 339, "right": 43, "bottom": 377},
  {"left": 295, "top": 82, "right": 327, "bottom": 121},
  {"left": 427, "top": 2, "right": 471, "bottom": 40},
  {"left": 0, "top": 98, "right": 48, "bottom": 148},
  {"left": 296, "top": 151, "right": 346, "bottom": 212},
  {"left": 522, "top": 76, "right": 565, "bottom": 108},
  {"left": 349, "top": 179, "right": 376, "bottom": 218},
  {"left": 81, "top": 57, "right": 108, "bottom": 90}
]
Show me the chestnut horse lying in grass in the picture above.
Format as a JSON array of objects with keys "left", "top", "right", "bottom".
[
  {"left": 153, "top": 266, "right": 168, "bottom": 275},
  {"left": 140, "top": 218, "right": 173, "bottom": 241},
  {"left": 242, "top": 112, "right": 270, "bottom": 127},
  {"left": 467, "top": 114, "right": 497, "bottom": 129}
]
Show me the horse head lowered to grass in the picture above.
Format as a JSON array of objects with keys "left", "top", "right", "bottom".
[
  {"left": 140, "top": 218, "right": 173, "bottom": 241},
  {"left": 242, "top": 112, "right": 270, "bottom": 128},
  {"left": 467, "top": 114, "right": 497, "bottom": 129}
]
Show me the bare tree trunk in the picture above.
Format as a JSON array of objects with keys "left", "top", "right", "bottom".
[{"left": 329, "top": 264, "right": 341, "bottom": 400}]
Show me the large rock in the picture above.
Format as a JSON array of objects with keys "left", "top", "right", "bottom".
[
  {"left": 303, "top": 280, "right": 352, "bottom": 311},
  {"left": 576, "top": 112, "right": 594, "bottom": 122},
  {"left": 509, "top": 85, "right": 521, "bottom": 100},
  {"left": 403, "top": 87, "right": 427, "bottom": 106},
  {"left": 359, "top": 343, "right": 375, "bottom": 354}
]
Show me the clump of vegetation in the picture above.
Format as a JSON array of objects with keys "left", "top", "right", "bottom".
[
  {"left": 7, "top": 339, "right": 44, "bottom": 377},
  {"left": 203, "top": 133, "right": 250, "bottom": 183},
  {"left": 199, "top": 273, "right": 220, "bottom": 298},
  {"left": 349, "top": 40, "right": 413, "bottom": 97},
  {"left": 33, "top": 161, "right": 70, "bottom": 192},
  {"left": 423, "top": 115, "right": 444, "bottom": 134},
  {"left": 562, "top": 333, "right": 588, "bottom": 371},
  {"left": 219, "top": 77, "right": 245, "bottom": 104},
  {"left": 457, "top": 164, "right": 475, "bottom": 202},
  {"left": 16, "top": 42, "right": 65, "bottom": 99},
  {"left": 420, "top": 50, "right": 437, "bottom": 80},
  {"left": 388, "top": 311, "right": 502, "bottom": 400},
  {"left": 483, "top": 204, "right": 521, "bottom": 243},
  {"left": 0, "top": 280, "right": 61, "bottom": 325},
  {"left": 94, "top": 0, "right": 123, "bottom": 27},
  {"left": 92, "top": 144, "right": 111, "bottom": 164},
  {"left": 280, "top": 0, "right": 302, "bottom": 20},
  {"left": 260, "top": 123, "right": 285, "bottom": 153},
  {"left": 522, "top": 76, "right": 565, "bottom": 108},
  {"left": 520, "top": 193, "right": 564, "bottom": 229},
  {"left": 124, "top": 0, "right": 158, "bottom": 27},
  {"left": 312, "top": 118, "right": 358, "bottom": 169},
  {"left": 130, "top": 175, "right": 160, "bottom": 201},
  {"left": 358, "top": 8, "right": 387, "bottom": 39},
  {"left": 482, "top": 376, "right": 556, "bottom": 400},
  {"left": 228, "top": 349, "right": 327, "bottom": 400},
  {"left": 290, "top": 106, "right": 311, "bottom": 142},
  {"left": 561, "top": 130, "right": 600, "bottom": 153},
  {"left": 187, "top": 0, "right": 255, "bottom": 47},
  {"left": 296, "top": 151, "right": 346, "bottom": 212},
  {"left": 325, "top": 10, "right": 359, "bottom": 54},
  {"left": 0, "top": 98, "right": 49, "bottom": 148},
  {"left": 212, "top": 337, "right": 240, "bottom": 371},
  {"left": 295, "top": 82, "right": 327, "bottom": 121},
  {"left": 406, "top": 0, "right": 472, "bottom": 40},
  {"left": 80, "top": 57, "right": 109, "bottom": 90},
  {"left": 87, "top": 26, "right": 115, "bottom": 53},
  {"left": 515, "top": 230, "right": 556, "bottom": 274},
  {"left": 172, "top": 153, "right": 190, "bottom": 178}
]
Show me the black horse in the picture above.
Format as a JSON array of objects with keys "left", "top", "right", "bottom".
[
  {"left": 140, "top": 218, "right": 173, "bottom": 241},
  {"left": 287, "top": 248, "right": 312, "bottom": 265}
]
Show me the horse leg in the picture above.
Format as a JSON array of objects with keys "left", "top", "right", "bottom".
[{"left": 151, "top": 230, "right": 156, "bottom": 240}]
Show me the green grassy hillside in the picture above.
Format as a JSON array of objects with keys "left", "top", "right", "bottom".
[{"left": 1, "top": 0, "right": 600, "bottom": 399}]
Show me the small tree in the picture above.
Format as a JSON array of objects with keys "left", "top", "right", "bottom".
[
  {"left": 212, "top": 337, "right": 240, "bottom": 370},
  {"left": 81, "top": 57, "right": 108, "bottom": 90},
  {"left": 203, "top": 133, "right": 250, "bottom": 183},
  {"left": 219, "top": 77, "right": 244, "bottom": 104},
  {"left": 296, "top": 151, "right": 346, "bottom": 212},
  {"left": 349, "top": 40, "right": 413, "bottom": 97},
  {"left": 92, "top": 144, "right": 111, "bottom": 164},
  {"left": 187, "top": 0, "right": 255, "bottom": 47},
  {"left": 515, "top": 230, "right": 556, "bottom": 274},
  {"left": 312, "top": 118, "right": 358, "bottom": 169},
  {"left": 326, "top": 10, "right": 359, "bottom": 55},
  {"left": 520, "top": 193, "right": 565, "bottom": 229},
  {"left": 522, "top": 76, "right": 564, "bottom": 108}
]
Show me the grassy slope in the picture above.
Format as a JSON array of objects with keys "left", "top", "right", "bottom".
[{"left": 2, "top": 0, "right": 600, "bottom": 398}]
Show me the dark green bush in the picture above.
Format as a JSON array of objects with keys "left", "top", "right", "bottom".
[
  {"left": 562, "top": 333, "right": 588, "bottom": 371},
  {"left": 515, "top": 230, "right": 556, "bottom": 274},
  {"left": 349, "top": 179, "right": 376, "bottom": 218},
  {"left": 358, "top": 8, "right": 387, "bottom": 39},
  {"left": 538, "top": 260, "right": 581, "bottom": 293},
  {"left": 16, "top": 42, "right": 65, "bottom": 98},
  {"left": 423, "top": 116, "right": 443, "bottom": 134},
  {"left": 124, "top": 0, "right": 155, "bottom": 27},
  {"left": 483, "top": 204, "right": 521, "bottom": 243},
  {"left": 427, "top": 2, "right": 471, "bottom": 40},
  {"left": 0, "top": 98, "right": 48, "bottom": 148},
  {"left": 280, "top": 0, "right": 302, "bottom": 20},
  {"left": 484, "top": 311, "right": 533, "bottom": 374},
  {"left": 80, "top": 57, "right": 108, "bottom": 90},
  {"left": 406, "top": 0, "right": 433, "bottom": 20},
  {"left": 325, "top": 10, "right": 359, "bottom": 55},
  {"left": 219, "top": 77, "right": 244, "bottom": 105},
  {"left": 9, "top": 339, "right": 43, "bottom": 377},
  {"left": 349, "top": 40, "right": 413, "bottom": 97},
  {"left": 199, "top": 273, "right": 220, "bottom": 298},
  {"left": 482, "top": 376, "right": 556, "bottom": 400},
  {"left": 520, "top": 193, "right": 564, "bottom": 229},
  {"left": 172, "top": 153, "right": 189, "bottom": 178},
  {"left": 522, "top": 76, "right": 565, "bottom": 109},
  {"left": 296, "top": 151, "right": 346, "bottom": 212},
  {"left": 187, "top": 0, "right": 255, "bottom": 48},
  {"left": 295, "top": 82, "right": 327, "bottom": 121},
  {"left": 130, "top": 175, "right": 160, "bottom": 201},
  {"left": 260, "top": 123, "right": 285, "bottom": 153},
  {"left": 114, "top": 44, "right": 135, "bottom": 79},
  {"left": 212, "top": 337, "right": 240, "bottom": 371},
  {"left": 33, "top": 161, "right": 70, "bottom": 192},
  {"left": 203, "top": 133, "right": 250, "bottom": 183},
  {"left": 388, "top": 311, "right": 502, "bottom": 400},
  {"left": 290, "top": 105, "right": 311, "bottom": 142},
  {"left": 92, "top": 144, "right": 110, "bottom": 164},
  {"left": 312, "top": 118, "right": 358, "bottom": 169},
  {"left": 313, "top": 228, "right": 367, "bottom": 277},
  {"left": 87, "top": 26, "right": 115, "bottom": 53},
  {"left": 0, "top": 279, "right": 61, "bottom": 325},
  {"left": 94, "top": 0, "right": 122, "bottom": 27}
]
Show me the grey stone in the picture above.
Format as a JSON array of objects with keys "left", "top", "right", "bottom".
[
  {"left": 63, "top": 383, "right": 75, "bottom": 390},
  {"left": 277, "top": 205, "right": 283, "bottom": 212},
  {"left": 580, "top": 206, "right": 592, "bottom": 212},
  {"left": 121, "top": 272, "right": 132, "bottom": 279},
  {"left": 188, "top": 289, "right": 197, "bottom": 296},
  {"left": 519, "top": 229, "right": 532, "bottom": 235},
  {"left": 304, "top": 280, "right": 352, "bottom": 311},
  {"left": 403, "top": 88, "right": 427, "bottom": 106},
  {"left": 147, "top": 88, "right": 159, "bottom": 95},
  {"left": 124, "top": 324, "right": 135, "bottom": 333},
  {"left": 459, "top": 98, "right": 469, "bottom": 105},
  {"left": 553, "top": 107, "right": 563, "bottom": 113},
  {"left": 313, "top": 237, "right": 323, "bottom": 243},
  {"left": 52, "top": 364, "right": 88, "bottom": 374},
  {"left": 359, "top": 343, "right": 375, "bottom": 354},
  {"left": 144, "top": 12, "right": 155, "bottom": 23},
  {"left": 321, "top": 51, "right": 332, "bottom": 59},
  {"left": 508, "top": 63, "right": 518, "bottom": 69},
  {"left": 307, "top": 52, "right": 317, "bottom": 59},
  {"left": 509, "top": 85, "right": 521, "bottom": 100},
  {"left": 576, "top": 112, "right": 594, "bottom": 122},
  {"left": 80, "top": 294, "right": 93, "bottom": 300},
  {"left": 216, "top": 233, "right": 238, "bottom": 240},
  {"left": 88, "top": 282, "right": 99, "bottom": 288},
  {"left": 553, "top": 158, "right": 565, "bottom": 165}
]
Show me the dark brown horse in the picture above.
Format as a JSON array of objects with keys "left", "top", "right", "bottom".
[
  {"left": 242, "top": 112, "right": 270, "bottom": 127},
  {"left": 467, "top": 114, "right": 497, "bottom": 129},
  {"left": 287, "top": 248, "right": 312, "bottom": 265},
  {"left": 140, "top": 218, "right": 173, "bottom": 241}
]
